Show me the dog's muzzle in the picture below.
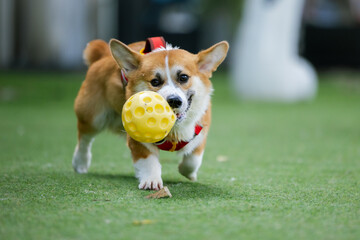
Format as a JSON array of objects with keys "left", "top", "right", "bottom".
[
  {"left": 167, "top": 95, "right": 183, "bottom": 109},
  {"left": 173, "top": 93, "right": 193, "bottom": 121}
]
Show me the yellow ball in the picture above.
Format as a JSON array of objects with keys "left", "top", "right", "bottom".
[{"left": 122, "top": 91, "right": 176, "bottom": 143}]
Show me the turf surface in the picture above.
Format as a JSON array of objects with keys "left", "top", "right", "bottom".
[{"left": 0, "top": 71, "right": 359, "bottom": 240}]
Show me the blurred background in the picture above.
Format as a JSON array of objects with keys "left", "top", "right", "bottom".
[
  {"left": 0, "top": 0, "right": 239, "bottom": 70},
  {"left": 2, "top": 0, "right": 360, "bottom": 70}
]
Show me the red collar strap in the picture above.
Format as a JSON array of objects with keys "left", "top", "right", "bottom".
[
  {"left": 143, "top": 36, "right": 166, "bottom": 54},
  {"left": 121, "top": 37, "right": 166, "bottom": 85},
  {"left": 155, "top": 125, "right": 203, "bottom": 152}
]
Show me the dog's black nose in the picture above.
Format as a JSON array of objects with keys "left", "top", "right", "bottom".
[{"left": 167, "top": 95, "right": 182, "bottom": 108}]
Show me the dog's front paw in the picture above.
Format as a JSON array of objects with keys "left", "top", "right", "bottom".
[
  {"left": 134, "top": 155, "right": 163, "bottom": 190},
  {"left": 178, "top": 165, "right": 198, "bottom": 181},
  {"left": 138, "top": 177, "right": 163, "bottom": 190},
  {"left": 179, "top": 153, "right": 203, "bottom": 181}
]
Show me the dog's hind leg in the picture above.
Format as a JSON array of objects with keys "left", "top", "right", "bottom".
[{"left": 72, "top": 121, "right": 98, "bottom": 174}]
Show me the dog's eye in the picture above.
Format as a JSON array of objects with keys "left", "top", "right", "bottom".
[
  {"left": 150, "top": 78, "right": 162, "bottom": 87},
  {"left": 178, "top": 74, "right": 189, "bottom": 83}
]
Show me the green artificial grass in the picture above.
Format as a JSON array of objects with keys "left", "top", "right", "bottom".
[{"left": 0, "top": 71, "right": 359, "bottom": 240}]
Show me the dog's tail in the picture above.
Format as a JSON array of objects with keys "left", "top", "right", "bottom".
[{"left": 83, "top": 40, "right": 111, "bottom": 67}]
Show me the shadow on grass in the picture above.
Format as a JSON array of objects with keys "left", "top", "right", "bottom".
[
  {"left": 167, "top": 181, "right": 231, "bottom": 200},
  {"left": 85, "top": 172, "right": 230, "bottom": 200},
  {"left": 4, "top": 170, "right": 233, "bottom": 200},
  {"left": 85, "top": 172, "right": 138, "bottom": 188}
]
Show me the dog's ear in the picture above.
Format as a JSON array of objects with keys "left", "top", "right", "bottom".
[
  {"left": 197, "top": 41, "right": 229, "bottom": 77},
  {"left": 109, "top": 39, "right": 142, "bottom": 73}
]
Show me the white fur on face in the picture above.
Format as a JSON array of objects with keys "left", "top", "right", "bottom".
[
  {"left": 134, "top": 154, "right": 163, "bottom": 190},
  {"left": 157, "top": 55, "right": 188, "bottom": 116},
  {"left": 170, "top": 76, "right": 212, "bottom": 142},
  {"left": 133, "top": 52, "right": 213, "bottom": 144}
]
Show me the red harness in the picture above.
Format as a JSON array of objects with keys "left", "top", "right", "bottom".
[
  {"left": 121, "top": 37, "right": 203, "bottom": 151},
  {"left": 155, "top": 125, "right": 203, "bottom": 152}
]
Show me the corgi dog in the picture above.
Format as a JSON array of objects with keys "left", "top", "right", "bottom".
[{"left": 72, "top": 37, "right": 229, "bottom": 190}]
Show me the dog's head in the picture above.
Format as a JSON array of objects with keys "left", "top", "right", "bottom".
[{"left": 110, "top": 39, "right": 228, "bottom": 129}]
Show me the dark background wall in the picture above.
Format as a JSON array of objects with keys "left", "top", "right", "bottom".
[{"left": 1, "top": 0, "right": 360, "bottom": 70}]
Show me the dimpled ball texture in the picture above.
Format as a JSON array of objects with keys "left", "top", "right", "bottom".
[{"left": 122, "top": 91, "right": 176, "bottom": 143}]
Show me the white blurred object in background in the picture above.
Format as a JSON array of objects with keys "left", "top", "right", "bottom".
[{"left": 232, "top": 0, "right": 317, "bottom": 102}]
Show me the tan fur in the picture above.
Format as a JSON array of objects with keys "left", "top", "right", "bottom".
[
  {"left": 127, "top": 135, "right": 152, "bottom": 160},
  {"left": 83, "top": 40, "right": 110, "bottom": 66},
  {"left": 193, "top": 106, "right": 211, "bottom": 156},
  {"left": 75, "top": 40, "right": 150, "bottom": 137}
]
